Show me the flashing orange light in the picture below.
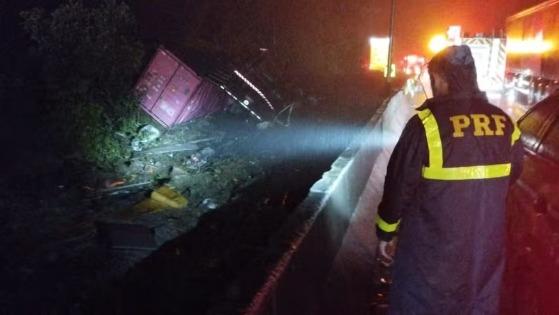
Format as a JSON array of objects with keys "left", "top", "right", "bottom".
[
  {"left": 507, "top": 39, "right": 554, "bottom": 54},
  {"left": 429, "top": 35, "right": 450, "bottom": 54}
]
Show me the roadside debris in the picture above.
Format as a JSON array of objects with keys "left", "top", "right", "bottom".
[
  {"left": 86, "top": 114, "right": 267, "bottom": 210},
  {"left": 133, "top": 143, "right": 199, "bottom": 157},
  {"left": 130, "top": 186, "right": 188, "bottom": 214},
  {"left": 169, "top": 166, "right": 188, "bottom": 178},
  {"left": 186, "top": 147, "right": 216, "bottom": 170},
  {"left": 201, "top": 198, "right": 219, "bottom": 210},
  {"left": 273, "top": 103, "right": 295, "bottom": 127},
  {"left": 98, "top": 181, "right": 153, "bottom": 196},
  {"left": 2, "top": 111, "right": 268, "bottom": 313},
  {"left": 257, "top": 121, "right": 273, "bottom": 130},
  {"left": 150, "top": 185, "right": 188, "bottom": 209},
  {"left": 131, "top": 125, "right": 161, "bottom": 151},
  {"left": 104, "top": 178, "right": 126, "bottom": 188}
]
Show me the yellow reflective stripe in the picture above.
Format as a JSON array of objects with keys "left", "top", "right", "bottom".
[
  {"left": 418, "top": 109, "right": 443, "bottom": 168},
  {"left": 422, "top": 163, "right": 511, "bottom": 180},
  {"left": 512, "top": 123, "right": 521, "bottom": 145},
  {"left": 376, "top": 215, "right": 400, "bottom": 233},
  {"left": 417, "top": 109, "right": 514, "bottom": 181}
]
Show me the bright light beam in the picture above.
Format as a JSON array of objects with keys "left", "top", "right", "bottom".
[
  {"left": 506, "top": 38, "right": 554, "bottom": 54},
  {"left": 429, "top": 35, "right": 450, "bottom": 54}
]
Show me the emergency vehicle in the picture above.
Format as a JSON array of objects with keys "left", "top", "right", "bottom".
[
  {"left": 444, "top": 27, "right": 508, "bottom": 93},
  {"left": 505, "top": 0, "right": 559, "bottom": 107},
  {"left": 416, "top": 29, "right": 507, "bottom": 102},
  {"left": 462, "top": 36, "right": 507, "bottom": 93},
  {"left": 425, "top": 27, "right": 507, "bottom": 94},
  {"left": 401, "top": 55, "right": 426, "bottom": 78}
]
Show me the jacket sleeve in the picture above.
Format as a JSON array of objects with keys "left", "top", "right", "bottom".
[{"left": 376, "top": 115, "right": 427, "bottom": 241}]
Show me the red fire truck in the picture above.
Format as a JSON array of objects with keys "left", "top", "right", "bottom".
[{"left": 506, "top": 0, "right": 559, "bottom": 107}]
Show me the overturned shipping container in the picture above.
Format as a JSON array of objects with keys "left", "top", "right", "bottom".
[
  {"left": 135, "top": 47, "right": 227, "bottom": 127},
  {"left": 136, "top": 47, "right": 277, "bottom": 127}
]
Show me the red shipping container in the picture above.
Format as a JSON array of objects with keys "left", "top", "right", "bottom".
[{"left": 135, "top": 47, "right": 226, "bottom": 127}]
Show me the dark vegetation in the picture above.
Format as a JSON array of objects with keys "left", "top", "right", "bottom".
[{"left": 20, "top": 0, "right": 147, "bottom": 169}]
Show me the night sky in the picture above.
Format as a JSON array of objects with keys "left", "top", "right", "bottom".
[
  {"left": 2, "top": 0, "right": 546, "bottom": 79},
  {"left": 369, "top": 0, "right": 543, "bottom": 59}
]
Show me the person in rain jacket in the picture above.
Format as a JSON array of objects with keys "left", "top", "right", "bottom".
[{"left": 375, "top": 45, "right": 524, "bottom": 314}]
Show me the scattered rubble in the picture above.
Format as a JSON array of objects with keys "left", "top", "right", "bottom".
[
  {"left": 0, "top": 111, "right": 268, "bottom": 313},
  {"left": 105, "top": 114, "right": 266, "bottom": 245},
  {"left": 257, "top": 121, "right": 273, "bottom": 130},
  {"left": 201, "top": 198, "right": 219, "bottom": 210},
  {"left": 131, "top": 124, "right": 161, "bottom": 151},
  {"left": 133, "top": 143, "right": 200, "bottom": 157}
]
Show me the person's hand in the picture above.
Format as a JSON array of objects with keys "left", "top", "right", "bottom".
[{"left": 378, "top": 239, "right": 397, "bottom": 266}]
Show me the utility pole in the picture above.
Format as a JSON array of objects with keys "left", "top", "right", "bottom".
[{"left": 386, "top": 0, "right": 396, "bottom": 83}]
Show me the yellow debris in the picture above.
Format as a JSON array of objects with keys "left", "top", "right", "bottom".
[
  {"left": 150, "top": 186, "right": 188, "bottom": 209},
  {"left": 132, "top": 185, "right": 188, "bottom": 214}
]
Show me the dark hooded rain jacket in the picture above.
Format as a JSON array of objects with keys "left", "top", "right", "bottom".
[{"left": 375, "top": 46, "right": 524, "bottom": 315}]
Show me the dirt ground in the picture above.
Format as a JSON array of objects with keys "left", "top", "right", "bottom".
[{"left": 0, "top": 112, "right": 268, "bottom": 312}]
